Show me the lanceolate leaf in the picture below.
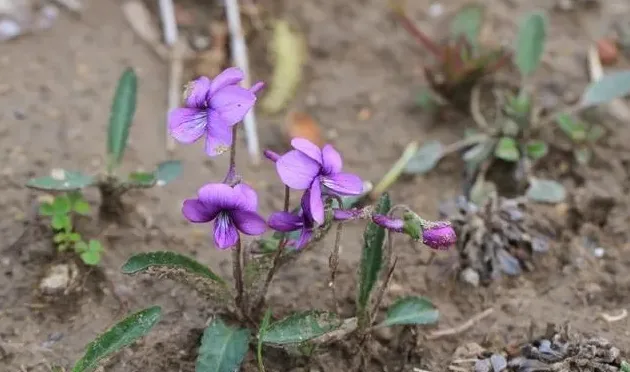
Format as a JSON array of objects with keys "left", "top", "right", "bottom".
[
  {"left": 122, "top": 252, "right": 229, "bottom": 299},
  {"left": 581, "top": 70, "right": 630, "bottom": 107},
  {"left": 196, "top": 318, "right": 251, "bottom": 372},
  {"left": 403, "top": 140, "right": 444, "bottom": 175},
  {"left": 72, "top": 306, "right": 162, "bottom": 372},
  {"left": 450, "top": 3, "right": 485, "bottom": 49},
  {"left": 526, "top": 178, "right": 566, "bottom": 203},
  {"left": 515, "top": 12, "right": 547, "bottom": 77},
  {"left": 128, "top": 171, "right": 157, "bottom": 187},
  {"left": 107, "top": 68, "right": 138, "bottom": 170},
  {"left": 380, "top": 296, "right": 439, "bottom": 327},
  {"left": 27, "top": 171, "right": 95, "bottom": 191},
  {"left": 356, "top": 193, "right": 391, "bottom": 320},
  {"left": 261, "top": 311, "right": 342, "bottom": 345}
]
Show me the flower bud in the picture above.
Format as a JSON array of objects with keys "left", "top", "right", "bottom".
[{"left": 372, "top": 214, "right": 403, "bottom": 233}]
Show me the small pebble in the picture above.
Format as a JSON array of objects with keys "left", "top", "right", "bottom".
[{"left": 428, "top": 3, "right": 444, "bottom": 18}]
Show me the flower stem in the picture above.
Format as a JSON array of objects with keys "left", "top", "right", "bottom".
[
  {"left": 254, "top": 186, "right": 290, "bottom": 314},
  {"left": 224, "top": 126, "right": 239, "bottom": 185},
  {"left": 232, "top": 239, "right": 245, "bottom": 317},
  {"left": 328, "top": 222, "right": 343, "bottom": 313}
]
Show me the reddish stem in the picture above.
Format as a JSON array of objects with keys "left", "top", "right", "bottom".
[{"left": 394, "top": 12, "right": 444, "bottom": 61}]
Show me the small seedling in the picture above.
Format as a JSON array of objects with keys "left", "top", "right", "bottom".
[
  {"left": 39, "top": 192, "right": 103, "bottom": 265},
  {"left": 69, "top": 69, "right": 457, "bottom": 372},
  {"left": 392, "top": 2, "right": 511, "bottom": 111},
  {"left": 555, "top": 113, "right": 605, "bottom": 165},
  {"left": 26, "top": 68, "right": 183, "bottom": 221}
]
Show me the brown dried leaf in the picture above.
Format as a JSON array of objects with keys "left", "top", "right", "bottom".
[{"left": 284, "top": 111, "right": 324, "bottom": 146}]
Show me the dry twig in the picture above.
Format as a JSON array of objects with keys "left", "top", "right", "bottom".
[{"left": 427, "top": 308, "right": 494, "bottom": 340}]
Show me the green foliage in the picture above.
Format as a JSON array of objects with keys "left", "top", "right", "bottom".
[
  {"left": 196, "top": 318, "right": 251, "bottom": 372},
  {"left": 403, "top": 140, "right": 444, "bottom": 175},
  {"left": 450, "top": 3, "right": 485, "bottom": 50},
  {"left": 357, "top": 193, "right": 391, "bottom": 326},
  {"left": 525, "top": 140, "right": 548, "bottom": 160},
  {"left": 379, "top": 296, "right": 439, "bottom": 327},
  {"left": 526, "top": 178, "right": 566, "bottom": 204},
  {"left": 72, "top": 306, "right": 162, "bottom": 372},
  {"left": 107, "top": 68, "right": 138, "bottom": 172},
  {"left": 494, "top": 137, "right": 520, "bottom": 162},
  {"left": 261, "top": 311, "right": 342, "bottom": 345},
  {"left": 257, "top": 309, "right": 273, "bottom": 372},
  {"left": 555, "top": 113, "right": 604, "bottom": 165},
  {"left": 581, "top": 70, "right": 630, "bottom": 107},
  {"left": 156, "top": 160, "right": 183, "bottom": 186},
  {"left": 39, "top": 192, "right": 103, "bottom": 265},
  {"left": 515, "top": 12, "right": 547, "bottom": 77},
  {"left": 27, "top": 170, "right": 95, "bottom": 191}
]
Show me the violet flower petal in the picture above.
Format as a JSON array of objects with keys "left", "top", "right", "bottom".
[
  {"left": 204, "top": 110, "right": 233, "bottom": 156},
  {"left": 207, "top": 67, "right": 244, "bottom": 97},
  {"left": 322, "top": 144, "right": 342, "bottom": 174},
  {"left": 197, "top": 183, "right": 239, "bottom": 210},
  {"left": 181, "top": 198, "right": 217, "bottom": 222},
  {"left": 208, "top": 85, "right": 256, "bottom": 126},
  {"left": 231, "top": 210, "right": 267, "bottom": 236},
  {"left": 233, "top": 183, "right": 258, "bottom": 212},
  {"left": 213, "top": 213, "right": 239, "bottom": 249},
  {"left": 268, "top": 212, "right": 303, "bottom": 232},
  {"left": 295, "top": 228, "right": 313, "bottom": 249},
  {"left": 291, "top": 138, "right": 323, "bottom": 164},
  {"left": 185, "top": 76, "right": 211, "bottom": 108},
  {"left": 276, "top": 150, "right": 321, "bottom": 189},
  {"left": 322, "top": 173, "right": 363, "bottom": 195},
  {"left": 168, "top": 107, "right": 207, "bottom": 144},
  {"left": 308, "top": 179, "right": 325, "bottom": 225}
]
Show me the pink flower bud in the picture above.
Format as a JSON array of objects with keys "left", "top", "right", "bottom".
[{"left": 421, "top": 221, "right": 456, "bottom": 250}]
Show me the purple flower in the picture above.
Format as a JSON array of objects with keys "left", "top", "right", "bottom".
[
  {"left": 267, "top": 191, "right": 315, "bottom": 249},
  {"left": 182, "top": 182, "right": 267, "bottom": 250},
  {"left": 168, "top": 67, "right": 263, "bottom": 156},
  {"left": 372, "top": 214, "right": 404, "bottom": 233},
  {"left": 422, "top": 222, "right": 456, "bottom": 250},
  {"left": 275, "top": 138, "right": 363, "bottom": 224}
]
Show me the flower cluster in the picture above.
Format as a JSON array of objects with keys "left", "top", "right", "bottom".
[{"left": 168, "top": 67, "right": 456, "bottom": 252}]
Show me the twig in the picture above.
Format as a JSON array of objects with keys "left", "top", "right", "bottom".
[
  {"left": 599, "top": 309, "right": 627, "bottom": 323},
  {"left": 427, "top": 308, "right": 494, "bottom": 340},
  {"left": 369, "top": 257, "right": 398, "bottom": 326},
  {"left": 225, "top": 0, "right": 261, "bottom": 164},
  {"left": 158, "top": 0, "right": 183, "bottom": 155},
  {"left": 470, "top": 84, "right": 490, "bottom": 131}
]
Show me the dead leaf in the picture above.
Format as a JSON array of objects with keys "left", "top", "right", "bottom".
[{"left": 284, "top": 111, "right": 324, "bottom": 146}]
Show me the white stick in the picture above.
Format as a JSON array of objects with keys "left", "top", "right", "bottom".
[
  {"left": 224, "top": 0, "right": 261, "bottom": 165},
  {"left": 158, "top": 0, "right": 180, "bottom": 154}
]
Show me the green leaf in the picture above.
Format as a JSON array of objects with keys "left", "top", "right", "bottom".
[
  {"left": 68, "top": 233, "right": 82, "bottom": 242},
  {"left": 196, "top": 318, "right": 251, "bottom": 372},
  {"left": 573, "top": 147, "right": 592, "bottom": 165},
  {"left": 122, "top": 252, "right": 229, "bottom": 299},
  {"left": 39, "top": 202, "right": 55, "bottom": 216},
  {"left": 380, "top": 296, "right": 439, "bottom": 327},
  {"left": 73, "top": 200, "right": 91, "bottom": 215},
  {"left": 555, "top": 113, "right": 587, "bottom": 142},
  {"left": 53, "top": 233, "right": 66, "bottom": 243},
  {"left": 587, "top": 125, "right": 605, "bottom": 142},
  {"left": 52, "top": 195, "right": 72, "bottom": 214},
  {"left": 155, "top": 160, "right": 183, "bottom": 186},
  {"left": 526, "top": 178, "right": 566, "bottom": 203},
  {"left": 525, "top": 140, "right": 548, "bottom": 160},
  {"left": 469, "top": 177, "right": 497, "bottom": 206},
  {"left": 27, "top": 171, "right": 94, "bottom": 191},
  {"left": 463, "top": 139, "right": 494, "bottom": 166},
  {"left": 620, "top": 360, "right": 630, "bottom": 372},
  {"left": 257, "top": 309, "right": 273, "bottom": 371},
  {"left": 72, "top": 306, "right": 162, "bottom": 372},
  {"left": 128, "top": 171, "right": 157, "bottom": 187},
  {"left": 261, "top": 311, "right": 342, "bottom": 345},
  {"left": 88, "top": 239, "right": 103, "bottom": 253},
  {"left": 450, "top": 3, "right": 485, "bottom": 50},
  {"left": 403, "top": 140, "right": 444, "bottom": 175},
  {"left": 75, "top": 240, "right": 88, "bottom": 253},
  {"left": 52, "top": 214, "right": 71, "bottom": 230},
  {"left": 581, "top": 70, "right": 630, "bottom": 107},
  {"left": 494, "top": 137, "right": 520, "bottom": 162},
  {"left": 107, "top": 68, "right": 138, "bottom": 170},
  {"left": 80, "top": 250, "right": 101, "bottom": 266},
  {"left": 357, "top": 193, "right": 390, "bottom": 321},
  {"left": 515, "top": 12, "right": 547, "bottom": 77}
]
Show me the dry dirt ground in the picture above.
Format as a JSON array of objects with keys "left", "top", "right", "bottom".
[{"left": 3, "top": 0, "right": 630, "bottom": 371}]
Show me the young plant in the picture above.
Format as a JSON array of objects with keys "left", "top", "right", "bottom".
[
  {"left": 555, "top": 113, "right": 605, "bottom": 165},
  {"left": 69, "top": 68, "right": 457, "bottom": 372},
  {"left": 392, "top": 2, "right": 511, "bottom": 111},
  {"left": 39, "top": 191, "right": 104, "bottom": 265},
  {"left": 26, "top": 68, "right": 182, "bottom": 221}
]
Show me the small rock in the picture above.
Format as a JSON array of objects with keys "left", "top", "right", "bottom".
[
  {"left": 460, "top": 267, "right": 480, "bottom": 287},
  {"left": 490, "top": 354, "right": 507, "bottom": 371},
  {"left": 596, "top": 38, "right": 619, "bottom": 66},
  {"left": 39, "top": 262, "right": 79, "bottom": 295}
]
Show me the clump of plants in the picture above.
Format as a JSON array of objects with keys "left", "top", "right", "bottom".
[
  {"left": 392, "top": 2, "right": 511, "bottom": 112},
  {"left": 38, "top": 191, "right": 103, "bottom": 265},
  {"left": 66, "top": 68, "right": 457, "bottom": 372},
  {"left": 26, "top": 68, "right": 182, "bottom": 223},
  {"left": 404, "top": 9, "right": 630, "bottom": 205}
]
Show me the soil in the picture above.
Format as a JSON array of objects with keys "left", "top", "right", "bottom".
[{"left": 2, "top": 0, "right": 630, "bottom": 371}]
